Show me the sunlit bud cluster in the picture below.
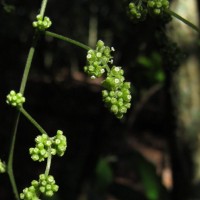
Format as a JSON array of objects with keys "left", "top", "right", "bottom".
[
  {"left": 52, "top": 130, "right": 67, "bottom": 157},
  {"left": 29, "top": 133, "right": 51, "bottom": 162},
  {"left": 0, "top": 160, "right": 6, "bottom": 173},
  {"left": 102, "top": 66, "right": 132, "bottom": 119},
  {"left": 6, "top": 90, "right": 25, "bottom": 108},
  {"left": 84, "top": 40, "right": 114, "bottom": 79},
  {"left": 20, "top": 174, "right": 59, "bottom": 200},
  {"left": 29, "top": 130, "right": 67, "bottom": 162},
  {"left": 32, "top": 15, "right": 52, "bottom": 31}
]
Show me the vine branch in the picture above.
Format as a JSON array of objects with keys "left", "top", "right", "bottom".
[
  {"left": 7, "top": 0, "right": 49, "bottom": 199},
  {"left": 45, "top": 31, "right": 91, "bottom": 51}
]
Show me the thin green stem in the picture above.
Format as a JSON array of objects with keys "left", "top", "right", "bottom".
[
  {"left": 7, "top": 112, "right": 20, "bottom": 200},
  {"left": 165, "top": 9, "right": 200, "bottom": 34},
  {"left": 19, "top": 33, "right": 39, "bottom": 95},
  {"left": 45, "top": 31, "right": 91, "bottom": 51},
  {"left": 20, "top": 107, "right": 48, "bottom": 135},
  {"left": 7, "top": 0, "right": 49, "bottom": 199},
  {"left": 45, "top": 147, "right": 52, "bottom": 176},
  {"left": 39, "top": 0, "right": 48, "bottom": 19}
]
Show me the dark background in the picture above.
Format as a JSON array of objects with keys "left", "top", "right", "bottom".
[{"left": 0, "top": 0, "right": 199, "bottom": 200}]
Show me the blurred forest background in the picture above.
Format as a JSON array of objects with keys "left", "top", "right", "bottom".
[{"left": 0, "top": 0, "right": 200, "bottom": 200}]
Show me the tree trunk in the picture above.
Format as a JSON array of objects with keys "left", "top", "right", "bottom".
[{"left": 167, "top": 0, "right": 200, "bottom": 199}]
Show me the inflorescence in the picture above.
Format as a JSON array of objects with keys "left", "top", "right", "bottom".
[
  {"left": 29, "top": 130, "right": 67, "bottom": 162},
  {"left": 84, "top": 40, "right": 114, "bottom": 79},
  {"left": 84, "top": 40, "right": 132, "bottom": 119},
  {"left": 33, "top": 14, "right": 52, "bottom": 31},
  {"left": 6, "top": 90, "right": 25, "bottom": 108},
  {"left": 20, "top": 174, "right": 59, "bottom": 200},
  {"left": 6, "top": 88, "right": 67, "bottom": 199},
  {"left": 20, "top": 130, "right": 66, "bottom": 199},
  {"left": 128, "top": 0, "right": 169, "bottom": 22}
]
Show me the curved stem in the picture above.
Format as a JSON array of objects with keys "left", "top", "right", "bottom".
[
  {"left": 45, "top": 147, "right": 52, "bottom": 176},
  {"left": 7, "top": 0, "right": 49, "bottom": 198},
  {"left": 20, "top": 107, "right": 48, "bottom": 135},
  {"left": 7, "top": 112, "right": 20, "bottom": 200},
  {"left": 165, "top": 9, "right": 200, "bottom": 34},
  {"left": 19, "top": 33, "right": 39, "bottom": 95},
  {"left": 39, "top": 0, "right": 48, "bottom": 19},
  {"left": 45, "top": 31, "right": 91, "bottom": 51}
]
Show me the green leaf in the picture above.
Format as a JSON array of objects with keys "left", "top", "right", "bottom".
[{"left": 95, "top": 158, "right": 113, "bottom": 192}]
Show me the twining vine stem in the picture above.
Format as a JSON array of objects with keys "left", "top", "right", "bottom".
[
  {"left": 7, "top": 0, "right": 49, "bottom": 199},
  {"left": 45, "top": 148, "right": 52, "bottom": 177},
  {"left": 45, "top": 31, "right": 91, "bottom": 51},
  {"left": 20, "top": 108, "right": 48, "bottom": 136}
]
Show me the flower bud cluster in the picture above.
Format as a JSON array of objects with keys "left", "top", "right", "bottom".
[
  {"left": 52, "top": 130, "right": 67, "bottom": 157},
  {"left": 84, "top": 40, "right": 114, "bottom": 79},
  {"left": 33, "top": 15, "right": 52, "bottom": 31},
  {"left": 128, "top": 0, "right": 169, "bottom": 22},
  {"left": 147, "top": 0, "right": 169, "bottom": 15},
  {"left": 6, "top": 90, "right": 25, "bottom": 108},
  {"left": 29, "top": 130, "right": 67, "bottom": 162},
  {"left": 20, "top": 174, "right": 59, "bottom": 200},
  {"left": 128, "top": 2, "right": 147, "bottom": 22},
  {"left": 0, "top": 160, "right": 6, "bottom": 173},
  {"left": 20, "top": 185, "right": 38, "bottom": 200},
  {"left": 102, "top": 66, "right": 132, "bottom": 119}
]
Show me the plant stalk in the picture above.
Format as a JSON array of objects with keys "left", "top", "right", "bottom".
[
  {"left": 45, "top": 147, "right": 52, "bottom": 176},
  {"left": 7, "top": 0, "right": 49, "bottom": 199},
  {"left": 20, "top": 108, "right": 48, "bottom": 136},
  {"left": 45, "top": 31, "right": 91, "bottom": 51},
  {"left": 165, "top": 9, "right": 200, "bottom": 34}
]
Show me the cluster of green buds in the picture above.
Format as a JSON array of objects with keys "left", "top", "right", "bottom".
[
  {"left": 147, "top": 0, "right": 169, "bottom": 15},
  {"left": 20, "top": 174, "right": 59, "bottom": 200},
  {"left": 128, "top": 2, "right": 147, "bottom": 22},
  {"left": 128, "top": 0, "right": 169, "bottom": 22},
  {"left": 84, "top": 40, "right": 114, "bottom": 79},
  {"left": 102, "top": 66, "right": 132, "bottom": 119},
  {"left": 0, "top": 159, "right": 6, "bottom": 173},
  {"left": 84, "top": 40, "right": 132, "bottom": 119},
  {"left": 33, "top": 15, "right": 52, "bottom": 31},
  {"left": 29, "top": 130, "right": 67, "bottom": 162},
  {"left": 6, "top": 90, "right": 25, "bottom": 108}
]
